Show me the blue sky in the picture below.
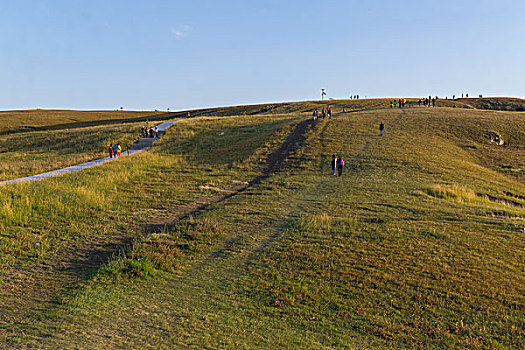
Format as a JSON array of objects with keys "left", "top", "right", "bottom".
[{"left": 1, "top": 0, "right": 524, "bottom": 110}]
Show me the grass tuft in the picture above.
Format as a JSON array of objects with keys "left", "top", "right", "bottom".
[{"left": 425, "top": 183, "right": 478, "bottom": 202}]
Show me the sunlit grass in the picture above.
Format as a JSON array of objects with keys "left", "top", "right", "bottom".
[{"left": 0, "top": 101, "right": 524, "bottom": 349}]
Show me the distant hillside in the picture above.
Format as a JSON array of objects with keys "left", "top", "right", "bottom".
[
  {"left": 0, "top": 109, "right": 167, "bottom": 134},
  {"left": 452, "top": 97, "right": 525, "bottom": 111},
  {"left": 2, "top": 97, "right": 523, "bottom": 134}
]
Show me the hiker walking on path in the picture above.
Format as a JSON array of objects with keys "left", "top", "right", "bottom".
[
  {"left": 330, "top": 154, "right": 337, "bottom": 175},
  {"left": 116, "top": 144, "right": 122, "bottom": 157},
  {"left": 108, "top": 144, "right": 113, "bottom": 158},
  {"left": 379, "top": 121, "right": 384, "bottom": 136},
  {"left": 337, "top": 156, "right": 345, "bottom": 176}
]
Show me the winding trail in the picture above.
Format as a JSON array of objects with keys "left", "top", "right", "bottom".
[{"left": 0, "top": 119, "right": 179, "bottom": 186}]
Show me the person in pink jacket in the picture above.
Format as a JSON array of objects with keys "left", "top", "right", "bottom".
[{"left": 337, "top": 156, "right": 345, "bottom": 176}]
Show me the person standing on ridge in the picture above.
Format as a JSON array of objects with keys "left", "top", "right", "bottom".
[{"left": 379, "top": 121, "right": 384, "bottom": 136}]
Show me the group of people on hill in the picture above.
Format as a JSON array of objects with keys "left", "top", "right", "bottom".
[
  {"left": 390, "top": 99, "right": 407, "bottom": 108},
  {"left": 312, "top": 106, "right": 333, "bottom": 120},
  {"left": 108, "top": 143, "right": 122, "bottom": 158},
  {"left": 390, "top": 97, "right": 440, "bottom": 108},
  {"left": 330, "top": 154, "right": 345, "bottom": 176},
  {"left": 418, "top": 97, "right": 437, "bottom": 107},
  {"left": 141, "top": 125, "right": 158, "bottom": 138}
]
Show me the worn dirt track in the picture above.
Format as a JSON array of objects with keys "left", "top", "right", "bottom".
[{"left": 0, "top": 117, "right": 314, "bottom": 341}]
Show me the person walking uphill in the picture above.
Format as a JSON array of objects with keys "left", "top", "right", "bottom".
[
  {"left": 379, "top": 121, "right": 384, "bottom": 136},
  {"left": 337, "top": 156, "right": 345, "bottom": 176},
  {"left": 330, "top": 154, "right": 337, "bottom": 175}
]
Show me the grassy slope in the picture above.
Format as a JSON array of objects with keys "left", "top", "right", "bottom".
[
  {"left": 0, "top": 114, "right": 301, "bottom": 347},
  {"left": 22, "top": 108, "right": 525, "bottom": 348},
  {"left": 0, "top": 102, "right": 524, "bottom": 348},
  {"left": 0, "top": 122, "right": 147, "bottom": 181},
  {"left": 459, "top": 98, "right": 525, "bottom": 111},
  {"left": 0, "top": 99, "right": 516, "bottom": 181},
  {"left": 0, "top": 110, "right": 168, "bottom": 133},
  {"left": 0, "top": 101, "right": 385, "bottom": 181}
]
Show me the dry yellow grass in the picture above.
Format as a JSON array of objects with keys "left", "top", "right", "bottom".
[{"left": 0, "top": 109, "right": 164, "bottom": 133}]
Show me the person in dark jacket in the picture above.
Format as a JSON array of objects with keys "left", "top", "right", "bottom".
[{"left": 330, "top": 154, "right": 336, "bottom": 175}]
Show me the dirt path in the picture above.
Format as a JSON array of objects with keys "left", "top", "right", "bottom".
[
  {"left": 146, "top": 117, "right": 313, "bottom": 231},
  {"left": 39, "top": 109, "right": 395, "bottom": 348},
  {"left": 3, "top": 110, "right": 400, "bottom": 347},
  {"left": 0, "top": 117, "right": 314, "bottom": 345}
]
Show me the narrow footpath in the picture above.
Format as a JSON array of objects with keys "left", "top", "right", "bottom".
[{"left": 0, "top": 119, "right": 179, "bottom": 186}]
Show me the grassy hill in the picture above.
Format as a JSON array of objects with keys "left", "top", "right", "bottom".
[
  {"left": 0, "top": 109, "right": 170, "bottom": 134},
  {"left": 459, "top": 97, "right": 525, "bottom": 111},
  {"left": 0, "top": 100, "right": 524, "bottom": 349}
]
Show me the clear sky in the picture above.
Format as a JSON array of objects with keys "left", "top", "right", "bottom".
[{"left": 1, "top": 0, "right": 524, "bottom": 111}]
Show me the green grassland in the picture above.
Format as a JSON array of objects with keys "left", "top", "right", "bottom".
[
  {"left": 0, "top": 100, "right": 524, "bottom": 349},
  {"left": 0, "top": 109, "right": 168, "bottom": 134},
  {"left": 0, "top": 122, "right": 146, "bottom": 181}
]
